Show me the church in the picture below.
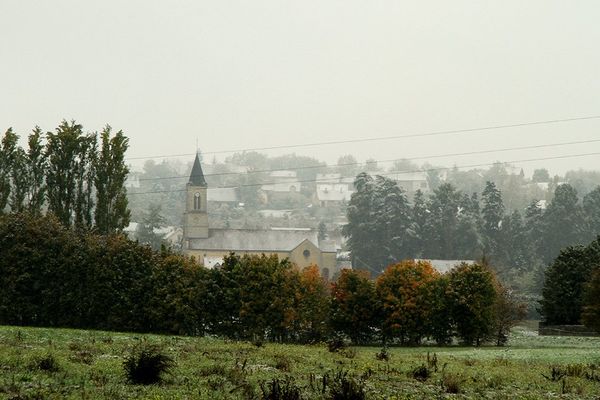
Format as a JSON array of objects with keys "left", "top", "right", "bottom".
[{"left": 182, "top": 154, "right": 338, "bottom": 278}]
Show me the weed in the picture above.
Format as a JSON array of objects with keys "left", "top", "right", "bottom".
[
  {"left": 341, "top": 347, "right": 357, "bottom": 359},
  {"left": 69, "top": 350, "right": 94, "bottom": 365},
  {"left": 260, "top": 377, "right": 302, "bottom": 400},
  {"left": 275, "top": 355, "right": 292, "bottom": 372},
  {"left": 29, "top": 354, "right": 60, "bottom": 373},
  {"left": 542, "top": 366, "right": 567, "bottom": 382},
  {"left": 442, "top": 373, "right": 463, "bottom": 394},
  {"left": 375, "top": 347, "right": 389, "bottom": 361},
  {"left": 327, "top": 336, "right": 347, "bottom": 353},
  {"left": 123, "top": 343, "right": 174, "bottom": 385},
  {"left": 411, "top": 365, "right": 430, "bottom": 382},
  {"left": 329, "top": 370, "right": 366, "bottom": 400},
  {"left": 198, "top": 364, "right": 227, "bottom": 377},
  {"left": 426, "top": 352, "right": 438, "bottom": 372}
]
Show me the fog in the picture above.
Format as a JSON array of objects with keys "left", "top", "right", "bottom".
[{"left": 2, "top": 1, "right": 600, "bottom": 175}]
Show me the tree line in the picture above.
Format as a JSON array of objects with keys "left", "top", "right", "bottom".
[
  {"left": 344, "top": 173, "right": 600, "bottom": 284},
  {"left": 0, "top": 121, "right": 130, "bottom": 233},
  {"left": 0, "top": 212, "right": 522, "bottom": 346}
]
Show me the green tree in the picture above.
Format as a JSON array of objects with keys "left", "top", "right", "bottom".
[
  {"left": 540, "top": 184, "right": 586, "bottom": 263},
  {"left": 481, "top": 181, "right": 504, "bottom": 259},
  {"left": 583, "top": 186, "right": 600, "bottom": 240},
  {"left": 422, "top": 183, "right": 463, "bottom": 259},
  {"left": 25, "top": 127, "right": 47, "bottom": 214},
  {"left": 136, "top": 204, "right": 166, "bottom": 250},
  {"left": 582, "top": 267, "right": 600, "bottom": 333},
  {"left": 539, "top": 242, "right": 598, "bottom": 325},
  {"left": 94, "top": 125, "right": 131, "bottom": 234},
  {"left": 532, "top": 168, "right": 550, "bottom": 183},
  {"left": 447, "top": 262, "right": 497, "bottom": 345},
  {"left": 46, "top": 120, "right": 96, "bottom": 228},
  {"left": 0, "top": 128, "right": 18, "bottom": 213}
]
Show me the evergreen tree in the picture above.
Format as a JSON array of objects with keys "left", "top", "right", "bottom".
[
  {"left": 422, "top": 183, "right": 462, "bottom": 259},
  {"left": 9, "top": 144, "right": 28, "bottom": 212},
  {"left": 481, "top": 181, "right": 504, "bottom": 260},
  {"left": 583, "top": 186, "right": 600, "bottom": 240},
  {"left": 94, "top": 125, "right": 131, "bottom": 234},
  {"left": 540, "top": 184, "right": 586, "bottom": 263}
]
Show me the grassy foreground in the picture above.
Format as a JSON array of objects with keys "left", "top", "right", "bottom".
[{"left": 1, "top": 324, "right": 600, "bottom": 399}]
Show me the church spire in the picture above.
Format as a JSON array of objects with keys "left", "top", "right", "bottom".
[{"left": 189, "top": 153, "right": 207, "bottom": 187}]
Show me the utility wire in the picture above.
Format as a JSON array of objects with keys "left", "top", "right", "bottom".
[
  {"left": 125, "top": 115, "right": 600, "bottom": 161},
  {"left": 127, "top": 150, "right": 600, "bottom": 195},
  {"left": 135, "top": 138, "right": 600, "bottom": 183}
]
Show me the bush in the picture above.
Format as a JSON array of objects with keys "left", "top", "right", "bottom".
[
  {"left": 123, "top": 343, "right": 174, "bottom": 385},
  {"left": 411, "top": 365, "right": 430, "bottom": 382},
  {"left": 327, "top": 336, "right": 347, "bottom": 353},
  {"left": 30, "top": 354, "right": 60, "bottom": 372},
  {"left": 442, "top": 373, "right": 463, "bottom": 393}
]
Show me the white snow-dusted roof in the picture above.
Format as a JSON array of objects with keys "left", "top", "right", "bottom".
[
  {"left": 208, "top": 187, "right": 240, "bottom": 203},
  {"left": 414, "top": 259, "right": 475, "bottom": 274},
  {"left": 189, "top": 228, "right": 335, "bottom": 253}
]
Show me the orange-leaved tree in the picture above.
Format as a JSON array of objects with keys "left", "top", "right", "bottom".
[{"left": 376, "top": 260, "right": 439, "bottom": 344}]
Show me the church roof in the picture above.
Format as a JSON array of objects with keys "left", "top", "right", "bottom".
[
  {"left": 188, "top": 228, "right": 336, "bottom": 253},
  {"left": 189, "top": 154, "right": 207, "bottom": 186}
]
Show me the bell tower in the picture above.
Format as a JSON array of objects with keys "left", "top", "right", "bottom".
[{"left": 183, "top": 153, "right": 209, "bottom": 246}]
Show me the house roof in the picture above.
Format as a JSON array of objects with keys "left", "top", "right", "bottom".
[
  {"left": 208, "top": 187, "right": 240, "bottom": 203},
  {"left": 188, "top": 228, "right": 335, "bottom": 253},
  {"left": 414, "top": 259, "right": 475, "bottom": 274},
  {"left": 316, "top": 189, "right": 353, "bottom": 202},
  {"left": 189, "top": 154, "right": 207, "bottom": 187}
]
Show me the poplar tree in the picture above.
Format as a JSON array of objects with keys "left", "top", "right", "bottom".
[
  {"left": 0, "top": 128, "right": 18, "bottom": 213},
  {"left": 94, "top": 125, "right": 130, "bottom": 234},
  {"left": 25, "top": 127, "right": 47, "bottom": 215}
]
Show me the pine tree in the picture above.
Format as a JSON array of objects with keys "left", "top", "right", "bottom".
[{"left": 481, "top": 181, "right": 504, "bottom": 260}]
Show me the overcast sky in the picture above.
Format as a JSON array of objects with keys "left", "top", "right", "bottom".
[{"left": 2, "top": 1, "right": 599, "bottom": 175}]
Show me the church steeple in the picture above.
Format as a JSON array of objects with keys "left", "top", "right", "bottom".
[
  {"left": 183, "top": 153, "right": 209, "bottom": 243},
  {"left": 189, "top": 153, "right": 207, "bottom": 187}
]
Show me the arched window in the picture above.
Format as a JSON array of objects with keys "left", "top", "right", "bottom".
[{"left": 194, "top": 192, "right": 201, "bottom": 210}]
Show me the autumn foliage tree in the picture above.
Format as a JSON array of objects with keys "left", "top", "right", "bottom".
[{"left": 376, "top": 260, "right": 439, "bottom": 344}]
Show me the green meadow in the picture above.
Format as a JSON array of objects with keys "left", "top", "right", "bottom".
[{"left": 1, "top": 324, "right": 600, "bottom": 399}]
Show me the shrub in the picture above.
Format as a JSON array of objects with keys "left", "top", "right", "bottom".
[
  {"left": 123, "top": 343, "right": 174, "bottom": 385},
  {"left": 411, "top": 365, "right": 430, "bottom": 382},
  {"left": 375, "top": 347, "right": 389, "bottom": 361},
  {"left": 327, "top": 336, "right": 347, "bottom": 353},
  {"left": 30, "top": 354, "right": 60, "bottom": 372},
  {"left": 442, "top": 373, "right": 463, "bottom": 393},
  {"left": 274, "top": 355, "right": 291, "bottom": 372}
]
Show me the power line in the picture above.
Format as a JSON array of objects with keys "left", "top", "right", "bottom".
[
  {"left": 135, "top": 138, "right": 600, "bottom": 183},
  {"left": 125, "top": 115, "right": 600, "bottom": 161},
  {"left": 127, "top": 150, "right": 600, "bottom": 196}
]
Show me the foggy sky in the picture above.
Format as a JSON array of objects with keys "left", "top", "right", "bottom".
[{"left": 2, "top": 1, "right": 600, "bottom": 175}]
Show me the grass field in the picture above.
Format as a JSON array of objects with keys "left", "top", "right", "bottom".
[{"left": 1, "top": 324, "right": 600, "bottom": 399}]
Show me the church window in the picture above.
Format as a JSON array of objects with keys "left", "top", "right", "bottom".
[
  {"left": 194, "top": 192, "right": 201, "bottom": 210},
  {"left": 303, "top": 249, "right": 310, "bottom": 258}
]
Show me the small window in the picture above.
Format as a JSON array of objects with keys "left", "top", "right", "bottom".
[
  {"left": 303, "top": 249, "right": 310, "bottom": 258},
  {"left": 194, "top": 192, "right": 201, "bottom": 210}
]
